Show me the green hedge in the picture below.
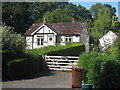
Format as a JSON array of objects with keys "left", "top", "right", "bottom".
[
  {"left": 47, "top": 44, "right": 85, "bottom": 56},
  {"left": 77, "top": 51, "right": 119, "bottom": 88},
  {"left": 3, "top": 43, "right": 84, "bottom": 81},
  {"left": 27, "top": 43, "right": 84, "bottom": 56},
  {"left": 3, "top": 53, "right": 48, "bottom": 80}
]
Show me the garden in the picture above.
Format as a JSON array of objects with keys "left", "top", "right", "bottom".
[
  {"left": 1, "top": 2, "right": 120, "bottom": 88},
  {"left": 77, "top": 37, "right": 120, "bottom": 88},
  {"left": 1, "top": 25, "right": 85, "bottom": 81}
]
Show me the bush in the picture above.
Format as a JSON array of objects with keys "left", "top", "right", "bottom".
[
  {"left": 77, "top": 51, "right": 119, "bottom": 88},
  {"left": 1, "top": 26, "right": 26, "bottom": 59},
  {"left": 27, "top": 43, "right": 84, "bottom": 56},
  {"left": 48, "top": 43, "right": 85, "bottom": 56},
  {"left": 3, "top": 53, "right": 48, "bottom": 80}
]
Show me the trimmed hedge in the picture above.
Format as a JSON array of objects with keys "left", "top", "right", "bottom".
[
  {"left": 3, "top": 43, "right": 84, "bottom": 81},
  {"left": 27, "top": 43, "right": 85, "bottom": 56},
  {"left": 47, "top": 44, "right": 85, "bottom": 56},
  {"left": 3, "top": 53, "right": 48, "bottom": 81}
]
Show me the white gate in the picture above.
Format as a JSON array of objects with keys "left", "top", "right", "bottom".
[{"left": 45, "top": 55, "right": 79, "bottom": 71}]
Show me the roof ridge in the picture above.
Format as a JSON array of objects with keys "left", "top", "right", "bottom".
[{"left": 33, "top": 22, "right": 84, "bottom": 25}]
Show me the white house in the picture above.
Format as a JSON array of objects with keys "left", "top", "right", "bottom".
[
  {"left": 25, "top": 18, "right": 90, "bottom": 52},
  {"left": 99, "top": 31, "right": 118, "bottom": 51}
]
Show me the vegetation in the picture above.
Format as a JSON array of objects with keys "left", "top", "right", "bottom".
[
  {"left": 1, "top": 26, "right": 26, "bottom": 59},
  {"left": 1, "top": 26, "right": 84, "bottom": 81},
  {"left": 2, "top": 2, "right": 120, "bottom": 88},
  {"left": 89, "top": 3, "right": 120, "bottom": 46},
  {"left": 2, "top": 2, "right": 91, "bottom": 34},
  {"left": 26, "top": 42, "right": 84, "bottom": 56},
  {"left": 78, "top": 39, "right": 119, "bottom": 88}
]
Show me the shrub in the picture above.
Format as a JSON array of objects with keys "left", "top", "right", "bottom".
[
  {"left": 48, "top": 43, "right": 85, "bottom": 56},
  {"left": 4, "top": 53, "right": 48, "bottom": 80},
  {"left": 77, "top": 51, "right": 119, "bottom": 88},
  {"left": 1, "top": 26, "right": 26, "bottom": 59},
  {"left": 27, "top": 43, "right": 84, "bottom": 56}
]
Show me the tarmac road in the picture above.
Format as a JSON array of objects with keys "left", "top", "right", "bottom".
[{"left": 2, "top": 71, "right": 72, "bottom": 88}]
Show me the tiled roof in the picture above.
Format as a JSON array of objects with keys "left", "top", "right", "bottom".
[{"left": 24, "top": 22, "right": 86, "bottom": 35}]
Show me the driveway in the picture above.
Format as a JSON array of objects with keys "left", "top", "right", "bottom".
[{"left": 2, "top": 71, "right": 72, "bottom": 88}]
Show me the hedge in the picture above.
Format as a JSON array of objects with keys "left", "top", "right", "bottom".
[
  {"left": 27, "top": 43, "right": 85, "bottom": 56},
  {"left": 77, "top": 51, "right": 119, "bottom": 88},
  {"left": 3, "top": 53, "right": 48, "bottom": 81}
]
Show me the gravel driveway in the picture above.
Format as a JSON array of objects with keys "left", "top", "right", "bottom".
[{"left": 2, "top": 71, "right": 72, "bottom": 88}]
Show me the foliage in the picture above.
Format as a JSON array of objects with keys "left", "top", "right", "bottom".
[
  {"left": 90, "top": 3, "right": 103, "bottom": 19},
  {"left": 48, "top": 44, "right": 85, "bottom": 56},
  {"left": 2, "top": 2, "right": 35, "bottom": 33},
  {"left": 77, "top": 51, "right": 119, "bottom": 88},
  {"left": 2, "top": 2, "right": 69, "bottom": 34},
  {"left": 4, "top": 53, "right": 47, "bottom": 80},
  {"left": 1, "top": 26, "right": 26, "bottom": 59},
  {"left": 90, "top": 3, "right": 116, "bottom": 20},
  {"left": 26, "top": 43, "right": 84, "bottom": 56},
  {"left": 43, "top": 8, "right": 72, "bottom": 23},
  {"left": 89, "top": 4, "right": 120, "bottom": 45},
  {"left": 42, "top": 3, "right": 92, "bottom": 23}
]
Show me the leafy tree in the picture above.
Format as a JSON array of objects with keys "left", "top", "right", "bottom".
[
  {"left": 42, "top": 3, "right": 92, "bottom": 23},
  {"left": 104, "top": 4, "right": 116, "bottom": 16},
  {"left": 2, "top": 2, "right": 69, "bottom": 33},
  {"left": 111, "top": 16, "right": 120, "bottom": 32},
  {"left": 33, "top": 2, "right": 69, "bottom": 23},
  {"left": 90, "top": 7, "right": 111, "bottom": 44},
  {"left": 2, "top": 2, "right": 35, "bottom": 34},
  {"left": 1, "top": 25, "right": 26, "bottom": 57},
  {"left": 90, "top": 3, "right": 103, "bottom": 19},
  {"left": 90, "top": 3, "right": 116, "bottom": 20},
  {"left": 43, "top": 8, "right": 72, "bottom": 23}
]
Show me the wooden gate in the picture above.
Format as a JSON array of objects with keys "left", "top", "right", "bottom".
[{"left": 45, "top": 55, "right": 79, "bottom": 71}]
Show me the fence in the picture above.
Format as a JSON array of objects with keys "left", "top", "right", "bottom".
[{"left": 45, "top": 55, "right": 79, "bottom": 70}]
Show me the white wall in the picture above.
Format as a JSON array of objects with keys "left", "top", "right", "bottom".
[
  {"left": 58, "top": 35, "right": 81, "bottom": 45},
  {"left": 99, "top": 31, "right": 118, "bottom": 50},
  {"left": 72, "top": 35, "right": 80, "bottom": 42},
  {"left": 26, "top": 36, "right": 32, "bottom": 43},
  {"left": 29, "top": 25, "right": 57, "bottom": 49},
  {"left": 26, "top": 36, "right": 32, "bottom": 49}
]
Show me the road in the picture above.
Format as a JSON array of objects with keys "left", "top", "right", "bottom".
[{"left": 2, "top": 71, "right": 73, "bottom": 88}]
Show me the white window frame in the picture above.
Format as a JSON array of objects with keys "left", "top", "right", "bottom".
[{"left": 65, "top": 36, "right": 72, "bottom": 42}]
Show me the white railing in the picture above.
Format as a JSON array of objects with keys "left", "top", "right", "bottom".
[{"left": 45, "top": 55, "right": 79, "bottom": 71}]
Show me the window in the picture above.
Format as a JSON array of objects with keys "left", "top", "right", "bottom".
[
  {"left": 49, "top": 37, "right": 52, "bottom": 41},
  {"left": 76, "top": 35, "right": 79, "bottom": 37},
  {"left": 65, "top": 36, "right": 72, "bottom": 42},
  {"left": 41, "top": 38, "right": 43, "bottom": 45},
  {"left": 37, "top": 38, "right": 40, "bottom": 45}
]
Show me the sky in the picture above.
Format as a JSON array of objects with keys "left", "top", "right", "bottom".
[{"left": 69, "top": 0, "right": 120, "bottom": 17}]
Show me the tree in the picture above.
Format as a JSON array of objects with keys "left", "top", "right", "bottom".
[
  {"left": 90, "top": 7, "right": 112, "bottom": 44},
  {"left": 2, "top": 2, "right": 69, "bottom": 33},
  {"left": 104, "top": 4, "right": 116, "bottom": 16},
  {"left": 41, "top": 3, "right": 92, "bottom": 23},
  {"left": 89, "top": 4, "right": 120, "bottom": 45},
  {"left": 90, "top": 3, "right": 103, "bottom": 19},
  {"left": 2, "top": 2, "right": 34, "bottom": 34},
  {"left": 111, "top": 16, "right": 120, "bottom": 32},
  {"left": 1, "top": 25, "right": 26, "bottom": 58},
  {"left": 43, "top": 8, "right": 72, "bottom": 23}
]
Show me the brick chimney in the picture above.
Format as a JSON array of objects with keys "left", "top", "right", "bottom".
[
  {"left": 43, "top": 17, "right": 46, "bottom": 23},
  {"left": 72, "top": 18, "right": 75, "bottom": 23}
]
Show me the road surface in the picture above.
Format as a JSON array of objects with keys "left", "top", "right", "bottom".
[{"left": 2, "top": 71, "right": 73, "bottom": 88}]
